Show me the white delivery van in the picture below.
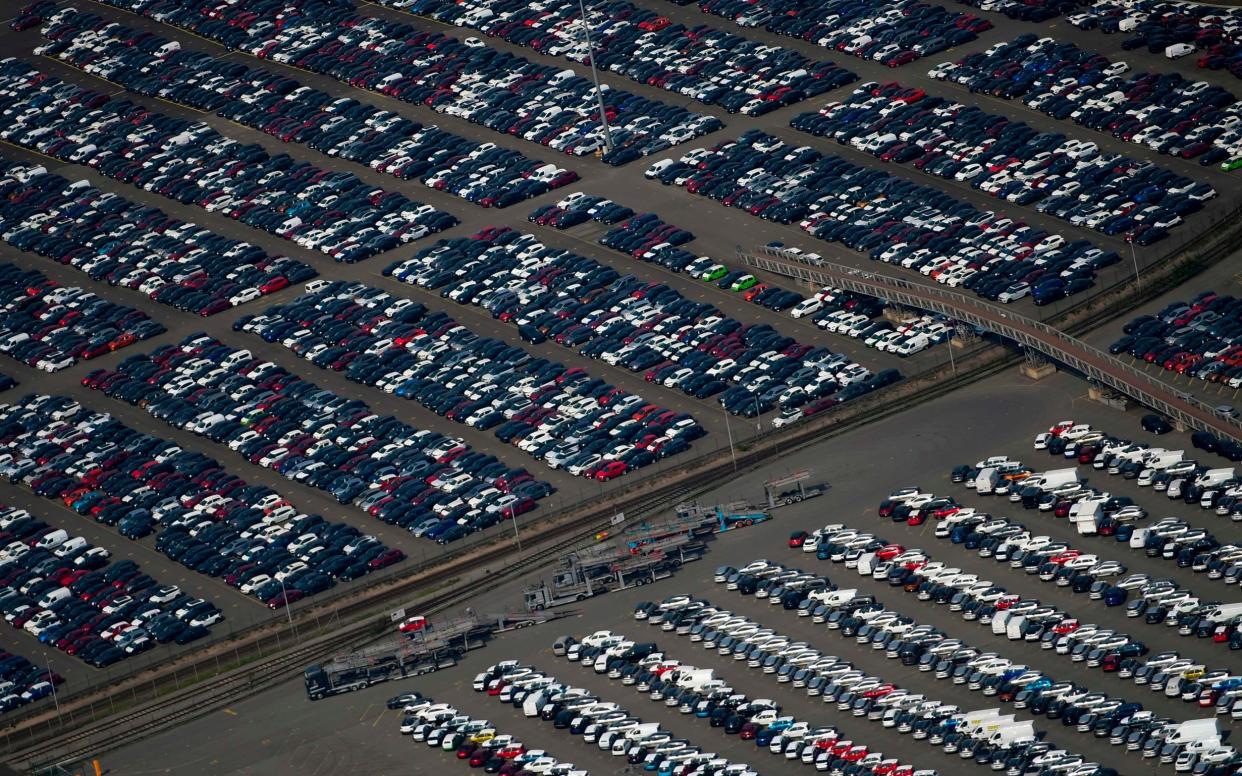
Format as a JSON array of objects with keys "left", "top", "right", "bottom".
[
  {"left": 1165, "top": 43, "right": 1195, "bottom": 59},
  {"left": 1198, "top": 468, "right": 1235, "bottom": 488},
  {"left": 976, "top": 467, "right": 1000, "bottom": 494},
  {"left": 1069, "top": 500, "right": 1104, "bottom": 535}
]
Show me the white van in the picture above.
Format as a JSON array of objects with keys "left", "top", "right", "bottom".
[
  {"left": 790, "top": 297, "right": 822, "bottom": 319},
  {"left": 54, "top": 536, "right": 88, "bottom": 558},
  {"left": 38, "top": 587, "right": 71, "bottom": 608},
  {"left": 1165, "top": 43, "right": 1195, "bottom": 59},
  {"left": 35, "top": 529, "right": 69, "bottom": 550}
]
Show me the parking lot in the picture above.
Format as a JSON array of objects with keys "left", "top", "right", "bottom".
[
  {"left": 0, "top": 0, "right": 1239, "bottom": 764},
  {"left": 92, "top": 365, "right": 1237, "bottom": 774}
]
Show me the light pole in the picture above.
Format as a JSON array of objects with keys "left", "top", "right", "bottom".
[
  {"left": 1129, "top": 238, "right": 1141, "bottom": 291},
  {"left": 277, "top": 576, "right": 296, "bottom": 639},
  {"left": 753, "top": 395, "right": 761, "bottom": 434},
  {"left": 44, "top": 654, "right": 60, "bottom": 717},
  {"left": 508, "top": 504, "right": 522, "bottom": 553},
  {"left": 576, "top": 0, "right": 614, "bottom": 154},
  {"left": 723, "top": 406, "right": 737, "bottom": 472},
  {"left": 946, "top": 325, "right": 958, "bottom": 379}
]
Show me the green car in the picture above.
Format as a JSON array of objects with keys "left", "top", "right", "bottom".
[
  {"left": 702, "top": 265, "right": 728, "bottom": 282},
  {"left": 1222, "top": 157, "right": 1242, "bottom": 172},
  {"left": 731, "top": 275, "right": 758, "bottom": 292}
]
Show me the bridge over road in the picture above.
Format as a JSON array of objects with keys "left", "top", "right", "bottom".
[{"left": 740, "top": 246, "right": 1242, "bottom": 447}]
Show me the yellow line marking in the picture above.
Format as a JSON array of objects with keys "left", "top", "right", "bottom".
[
  {"left": 223, "top": 708, "right": 238, "bottom": 716},
  {"left": 0, "top": 140, "right": 60, "bottom": 165}
]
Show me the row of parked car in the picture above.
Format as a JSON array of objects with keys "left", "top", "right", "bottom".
[
  {"left": 655, "top": 130, "right": 1110, "bottom": 307},
  {"left": 529, "top": 193, "right": 636, "bottom": 231},
  {"left": 37, "top": 9, "right": 579, "bottom": 209},
  {"left": 0, "top": 162, "right": 315, "bottom": 317},
  {"left": 681, "top": 0, "right": 990, "bottom": 67},
  {"left": 599, "top": 213, "right": 696, "bottom": 265},
  {"left": 1112, "top": 292, "right": 1242, "bottom": 389},
  {"left": 792, "top": 81, "right": 1212, "bottom": 243},
  {"left": 951, "top": 466, "right": 1241, "bottom": 648},
  {"left": 475, "top": 658, "right": 760, "bottom": 776},
  {"left": 959, "top": 433, "right": 1234, "bottom": 561},
  {"left": 0, "top": 645, "right": 61, "bottom": 715},
  {"left": 959, "top": 0, "right": 1081, "bottom": 21},
  {"left": 713, "top": 558, "right": 1139, "bottom": 763},
  {"left": 92, "top": 0, "right": 723, "bottom": 165},
  {"left": 0, "top": 512, "right": 225, "bottom": 668},
  {"left": 384, "top": 227, "right": 889, "bottom": 418},
  {"left": 937, "top": 439, "right": 1242, "bottom": 642},
  {"left": 930, "top": 35, "right": 1242, "bottom": 166},
  {"left": 805, "top": 520, "right": 1158, "bottom": 675},
  {"left": 237, "top": 279, "right": 698, "bottom": 479},
  {"left": 1072, "top": 0, "right": 1242, "bottom": 81},
  {"left": 10, "top": 1, "right": 54, "bottom": 31},
  {"left": 1019, "top": 421, "right": 1242, "bottom": 578},
  {"left": 391, "top": 0, "right": 856, "bottom": 116},
  {"left": 715, "top": 560, "right": 1239, "bottom": 774},
  {"left": 876, "top": 480, "right": 1242, "bottom": 707},
  {"left": 814, "top": 309, "right": 951, "bottom": 357},
  {"left": 637, "top": 590, "right": 1124, "bottom": 776},
  {"left": 0, "top": 62, "right": 458, "bottom": 263},
  {"left": 916, "top": 462, "right": 1240, "bottom": 648},
  {"left": 0, "top": 262, "right": 164, "bottom": 373},
  {"left": 89, "top": 332, "right": 554, "bottom": 545},
  {"left": 1032, "top": 417, "right": 1242, "bottom": 520},
  {"left": 561, "top": 628, "right": 900, "bottom": 776},
  {"left": 0, "top": 393, "right": 403, "bottom": 604},
  {"left": 400, "top": 683, "right": 591, "bottom": 776}
]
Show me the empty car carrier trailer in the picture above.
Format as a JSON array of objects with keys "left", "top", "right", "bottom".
[{"left": 304, "top": 611, "right": 569, "bottom": 699}]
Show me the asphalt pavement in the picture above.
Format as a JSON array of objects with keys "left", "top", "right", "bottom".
[{"left": 98, "top": 366, "right": 1239, "bottom": 775}]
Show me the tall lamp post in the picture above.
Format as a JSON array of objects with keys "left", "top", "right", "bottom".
[
  {"left": 508, "top": 504, "right": 523, "bottom": 552},
  {"left": 44, "top": 654, "right": 60, "bottom": 717},
  {"left": 277, "top": 576, "right": 296, "bottom": 640},
  {"left": 577, "top": 0, "right": 614, "bottom": 154}
]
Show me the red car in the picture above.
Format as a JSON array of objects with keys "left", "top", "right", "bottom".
[
  {"left": 788, "top": 531, "right": 809, "bottom": 548},
  {"left": 863, "top": 684, "right": 895, "bottom": 698},
  {"left": 842, "top": 745, "right": 870, "bottom": 762},
  {"left": 875, "top": 544, "right": 905, "bottom": 560},
  {"left": 742, "top": 284, "right": 768, "bottom": 302},
  {"left": 593, "top": 461, "right": 627, "bottom": 481},
  {"left": 266, "top": 589, "right": 303, "bottom": 609},
  {"left": 369, "top": 548, "right": 406, "bottom": 569},
  {"left": 496, "top": 745, "right": 525, "bottom": 759},
  {"left": 398, "top": 615, "right": 427, "bottom": 634}
]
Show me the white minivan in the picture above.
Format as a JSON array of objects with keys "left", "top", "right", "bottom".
[{"left": 790, "top": 297, "right": 822, "bottom": 319}]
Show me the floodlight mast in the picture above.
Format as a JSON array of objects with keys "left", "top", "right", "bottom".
[{"left": 578, "top": 0, "right": 614, "bottom": 154}]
